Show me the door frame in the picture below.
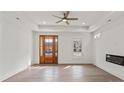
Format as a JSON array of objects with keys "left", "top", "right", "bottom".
[{"left": 39, "top": 35, "right": 58, "bottom": 64}]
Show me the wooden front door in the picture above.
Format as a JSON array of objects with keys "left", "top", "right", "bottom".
[{"left": 39, "top": 35, "right": 58, "bottom": 64}]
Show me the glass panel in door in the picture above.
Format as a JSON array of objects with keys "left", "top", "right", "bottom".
[{"left": 45, "top": 37, "right": 53, "bottom": 56}]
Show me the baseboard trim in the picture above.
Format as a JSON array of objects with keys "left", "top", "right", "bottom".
[
  {"left": 32, "top": 63, "right": 93, "bottom": 65},
  {"left": 0, "top": 66, "right": 29, "bottom": 82},
  {"left": 94, "top": 64, "right": 124, "bottom": 80}
]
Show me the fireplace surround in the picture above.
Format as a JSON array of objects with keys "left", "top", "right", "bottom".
[{"left": 106, "top": 54, "right": 124, "bottom": 66}]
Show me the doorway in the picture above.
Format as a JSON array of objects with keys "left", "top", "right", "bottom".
[{"left": 39, "top": 35, "right": 58, "bottom": 64}]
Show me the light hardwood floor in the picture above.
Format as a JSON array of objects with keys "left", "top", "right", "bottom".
[{"left": 4, "top": 64, "right": 123, "bottom": 82}]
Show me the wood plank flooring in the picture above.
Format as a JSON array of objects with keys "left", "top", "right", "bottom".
[{"left": 4, "top": 64, "right": 123, "bottom": 82}]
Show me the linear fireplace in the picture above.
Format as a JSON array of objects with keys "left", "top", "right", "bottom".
[{"left": 106, "top": 54, "right": 124, "bottom": 66}]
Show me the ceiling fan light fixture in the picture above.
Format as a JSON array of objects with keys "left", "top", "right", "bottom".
[{"left": 62, "top": 19, "right": 67, "bottom": 22}]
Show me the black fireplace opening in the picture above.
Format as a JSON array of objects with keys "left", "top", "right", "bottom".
[{"left": 106, "top": 54, "right": 124, "bottom": 66}]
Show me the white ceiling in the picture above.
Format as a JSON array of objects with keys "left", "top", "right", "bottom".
[
  {"left": 24, "top": 11, "right": 114, "bottom": 32},
  {"left": 2, "top": 11, "right": 117, "bottom": 32},
  {"left": 24, "top": 11, "right": 111, "bottom": 26}
]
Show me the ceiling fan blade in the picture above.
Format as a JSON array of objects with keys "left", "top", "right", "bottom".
[
  {"left": 67, "top": 18, "right": 78, "bottom": 20},
  {"left": 66, "top": 21, "right": 69, "bottom": 25},
  {"left": 52, "top": 15, "right": 62, "bottom": 19},
  {"left": 56, "top": 19, "right": 63, "bottom": 23},
  {"left": 64, "top": 12, "right": 66, "bottom": 17}
]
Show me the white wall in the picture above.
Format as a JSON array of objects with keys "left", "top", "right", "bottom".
[
  {"left": 0, "top": 12, "right": 32, "bottom": 81},
  {"left": 93, "top": 12, "right": 124, "bottom": 80},
  {"left": 32, "top": 31, "right": 94, "bottom": 64}
]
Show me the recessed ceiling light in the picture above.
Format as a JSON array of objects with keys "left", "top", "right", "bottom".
[
  {"left": 16, "top": 17, "right": 20, "bottom": 20},
  {"left": 107, "top": 19, "right": 111, "bottom": 23},
  {"left": 82, "top": 22, "right": 86, "bottom": 25},
  {"left": 43, "top": 21, "right": 46, "bottom": 24}
]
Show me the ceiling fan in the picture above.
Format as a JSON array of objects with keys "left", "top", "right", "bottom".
[{"left": 52, "top": 11, "right": 78, "bottom": 25}]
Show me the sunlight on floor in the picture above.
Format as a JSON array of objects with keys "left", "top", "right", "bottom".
[{"left": 63, "top": 65, "right": 72, "bottom": 70}]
